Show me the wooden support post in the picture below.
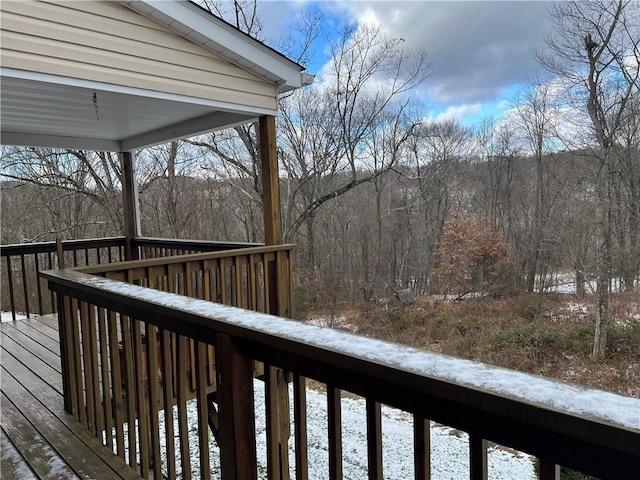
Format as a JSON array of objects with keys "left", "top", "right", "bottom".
[
  {"left": 260, "top": 114, "right": 292, "bottom": 479},
  {"left": 119, "top": 151, "right": 141, "bottom": 260},
  {"left": 216, "top": 334, "right": 257, "bottom": 480},
  {"left": 260, "top": 115, "right": 281, "bottom": 245},
  {"left": 260, "top": 115, "right": 281, "bottom": 315}
]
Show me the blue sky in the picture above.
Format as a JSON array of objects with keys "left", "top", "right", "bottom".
[{"left": 250, "top": 1, "right": 555, "bottom": 126}]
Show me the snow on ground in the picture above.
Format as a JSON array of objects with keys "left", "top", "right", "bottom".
[
  {"left": 306, "top": 315, "right": 357, "bottom": 332},
  {"left": 137, "top": 381, "right": 535, "bottom": 479}
]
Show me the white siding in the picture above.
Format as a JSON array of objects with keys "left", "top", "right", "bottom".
[{"left": 0, "top": 0, "right": 278, "bottom": 110}]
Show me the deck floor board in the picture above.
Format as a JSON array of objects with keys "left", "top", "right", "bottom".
[
  {"left": 0, "top": 429, "right": 39, "bottom": 480},
  {"left": 0, "top": 316, "right": 141, "bottom": 480},
  {"left": 1, "top": 323, "right": 61, "bottom": 372},
  {"left": 7, "top": 317, "right": 60, "bottom": 352}
]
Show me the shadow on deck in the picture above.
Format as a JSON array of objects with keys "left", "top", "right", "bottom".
[{"left": 0, "top": 314, "right": 141, "bottom": 479}]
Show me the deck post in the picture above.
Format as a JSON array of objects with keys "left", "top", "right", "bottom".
[
  {"left": 260, "top": 115, "right": 282, "bottom": 246},
  {"left": 259, "top": 114, "right": 291, "bottom": 478},
  {"left": 119, "top": 151, "right": 141, "bottom": 260}
]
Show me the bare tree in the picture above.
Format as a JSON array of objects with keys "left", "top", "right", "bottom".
[
  {"left": 406, "top": 118, "right": 471, "bottom": 290},
  {"left": 512, "top": 81, "right": 562, "bottom": 292},
  {"left": 1, "top": 147, "right": 125, "bottom": 238},
  {"left": 537, "top": 0, "right": 640, "bottom": 359}
]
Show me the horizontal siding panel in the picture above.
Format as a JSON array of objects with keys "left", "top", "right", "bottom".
[
  {"left": 1, "top": 51, "right": 278, "bottom": 110},
  {"left": 2, "top": 4, "right": 218, "bottom": 60},
  {"left": 4, "top": 0, "right": 165, "bottom": 33},
  {"left": 1, "top": 15, "right": 260, "bottom": 82},
  {"left": 1, "top": 0, "right": 278, "bottom": 110},
  {"left": 2, "top": 33, "right": 276, "bottom": 98},
  {"left": 39, "top": 0, "right": 165, "bottom": 29}
]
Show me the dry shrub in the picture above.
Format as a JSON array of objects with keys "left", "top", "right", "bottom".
[{"left": 323, "top": 293, "right": 640, "bottom": 396}]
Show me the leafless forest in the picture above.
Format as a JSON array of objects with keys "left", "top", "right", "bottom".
[{"left": 2, "top": 1, "right": 639, "bottom": 361}]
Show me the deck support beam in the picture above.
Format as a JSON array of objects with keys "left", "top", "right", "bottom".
[{"left": 119, "top": 151, "right": 141, "bottom": 260}]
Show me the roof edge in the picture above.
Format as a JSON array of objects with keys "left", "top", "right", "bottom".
[{"left": 120, "top": 0, "right": 313, "bottom": 92}]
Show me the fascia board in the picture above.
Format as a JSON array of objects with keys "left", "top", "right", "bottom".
[{"left": 122, "top": 0, "right": 306, "bottom": 91}]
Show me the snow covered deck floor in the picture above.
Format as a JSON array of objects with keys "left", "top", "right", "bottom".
[{"left": 0, "top": 315, "right": 141, "bottom": 479}]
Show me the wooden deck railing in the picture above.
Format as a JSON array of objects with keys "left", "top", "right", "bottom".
[
  {"left": 134, "top": 237, "right": 262, "bottom": 259},
  {"left": 0, "top": 237, "right": 265, "bottom": 320},
  {"left": 80, "top": 244, "right": 295, "bottom": 318},
  {"left": 0, "top": 237, "right": 126, "bottom": 319},
  {"left": 42, "top": 267, "right": 639, "bottom": 480}
]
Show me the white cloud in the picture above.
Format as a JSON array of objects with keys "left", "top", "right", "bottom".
[{"left": 428, "top": 103, "right": 484, "bottom": 123}]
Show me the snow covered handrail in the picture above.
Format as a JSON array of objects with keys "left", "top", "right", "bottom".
[{"left": 42, "top": 269, "right": 640, "bottom": 480}]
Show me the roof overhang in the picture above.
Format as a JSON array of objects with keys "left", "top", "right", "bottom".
[
  {"left": 0, "top": 0, "right": 314, "bottom": 152},
  {"left": 121, "top": 0, "right": 313, "bottom": 94},
  {"left": 1, "top": 68, "right": 273, "bottom": 152}
]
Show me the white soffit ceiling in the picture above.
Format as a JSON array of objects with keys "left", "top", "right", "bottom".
[{"left": 0, "top": 70, "right": 271, "bottom": 151}]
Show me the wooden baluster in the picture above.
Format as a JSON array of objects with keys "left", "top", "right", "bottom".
[
  {"left": 220, "top": 258, "right": 229, "bottom": 305},
  {"left": 176, "top": 334, "right": 192, "bottom": 480},
  {"left": 57, "top": 293, "right": 73, "bottom": 414},
  {"left": 366, "top": 399, "right": 383, "bottom": 480},
  {"left": 34, "top": 254, "right": 44, "bottom": 315},
  {"left": 327, "top": 385, "right": 343, "bottom": 480},
  {"left": 249, "top": 254, "right": 258, "bottom": 311},
  {"left": 186, "top": 262, "right": 194, "bottom": 297},
  {"left": 132, "top": 319, "right": 150, "bottom": 478},
  {"left": 168, "top": 264, "right": 176, "bottom": 294},
  {"left": 287, "top": 250, "right": 295, "bottom": 318},
  {"left": 107, "top": 310, "right": 125, "bottom": 458},
  {"left": 293, "top": 374, "right": 309, "bottom": 480},
  {"left": 87, "top": 304, "right": 102, "bottom": 436},
  {"left": 69, "top": 298, "right": 84, "bottom": 420},
  {"left": 234, "top": 256, "right": 243, "bottom": 308},
  {"left": 201, "top": 265, "right": 216, "bottom": 386},
  {"left": 20, "top": 254, "right": 30, "bottom": 318},
  {"left": 160, "top": 330, "right": 177, "bottom": 480},
  {"left": 79, "top": 301, "right": 94, "bottom": 428},
  {"left": 266, "top": 365, "right": 282, "bottom": 480},
  {"left": 539, "top": 460, "right": 560, "bottom": 480},
  {"left": 276, "top": 251, "right": 286, "bottom": 317},
  {"left": 48, "top": 252, "right": 55, "bottom": 312},
  {"left": 195, "top": 341, "right": 210, "bottom": 479},
  {"left": 414, "top": 416, "right": 430, "bottom": 480},
  {"left": 145, "top": 323, "right": 162, "bottom": 480},
  {"left": 216, "top": 333, "right": 257, "bottom": 480},
  {"left": 263, "top": 255, "right": 271, "bottom": 314},
  {"left": 469, "top": 435, "right": 488, "bottom": 480},
  {"left": 98, "top": 307, "right": 113, "bottom": 448},
  {"left": 120, "top": 315, "right": 137, "bottom": 471},
  {"left": 6, "top": 257, "right": 16, "bottom": 321}
]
